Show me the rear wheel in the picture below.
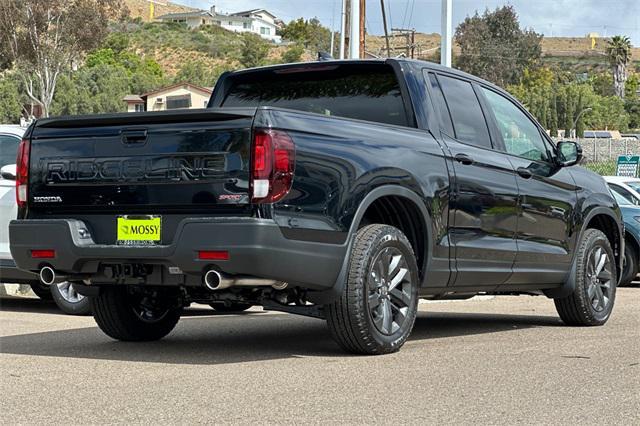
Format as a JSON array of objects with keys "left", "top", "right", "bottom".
[
  {"left": 325, "top": 224, "right": 419, "bottom": 355},
  {"left": 50, "top": 281, "right": 92, "bottom": 315},
  {"left": 29, "top": 282, "right": 53, "bottom": 300},
  {"left": 555, "top": 229, "right": 617, "bottom": 326},
  {"left": 209, "top": 302, "right": 253, "bottom": 312},
  {"left": 619, "top": 243, "right": 638, "bottom": 287},
  {"left": 90, "top": 286, "right": 181, "bottom": 341}
]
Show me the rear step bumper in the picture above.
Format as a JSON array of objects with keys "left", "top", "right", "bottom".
[{"left": 9, "top": 218, "right": 346, "bottom": 291}]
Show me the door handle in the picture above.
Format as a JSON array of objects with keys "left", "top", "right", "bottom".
[
  {"left": 120, "top": 129, "right": 148, "bottom": 145},
  {"left": 454, "top": 153, "right": 474, "bottom": 165},
  {"left": 516, "top": 167, "right": 533, "bottom": 179}
]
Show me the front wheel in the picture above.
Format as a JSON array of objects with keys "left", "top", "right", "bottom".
[
  {"left": 619, "top": 243, "right": 638, "bottom": 287},
  {"left": 555, "top": 229, "right": 617, "bottom": 326},
  {"left": 90, "top": 287, "right": 181, "bottom": 341},
  {"left": 325, "top": 224, "right": 419, "bottom": 355},
  {"left": 50, "top": 282, "right": 92, "bottom": 315}
]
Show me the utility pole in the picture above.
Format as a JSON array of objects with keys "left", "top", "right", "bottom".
[
  {"left": 440, "top": 0, "right": 452, "bottom": 67},
  {"left": 380, "top": 0, "right": 391, "bottom": 57},
  {"left": 330, "top": 29, "right": 335, "bottom": 57},
  {"left": 359, "top": 0, "right": 366, "bottom": 58},
  {"left": 349, "top": 0, "right": 360, "bottom": 59},
  {"left": 339, "top": 0, "right": 347, "bottom": 59},
  {"left": 392, "top": 28, "right": 416, "bottom": 58}
]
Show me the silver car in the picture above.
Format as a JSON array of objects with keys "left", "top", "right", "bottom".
[{"left": 0, "top": 125, "right": 90, "bottom": 314}]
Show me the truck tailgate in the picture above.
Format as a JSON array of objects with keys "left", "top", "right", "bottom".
[
  {"left": 26, "top": 109, "right": 256, "bottom": 244},
  {"left": 28, "top": 108, "right": 255, "bottom": 211}
]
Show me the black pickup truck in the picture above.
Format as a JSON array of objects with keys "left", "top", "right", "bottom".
[{"left": 10, "top": 59, "right": 624, "bottom": 354}]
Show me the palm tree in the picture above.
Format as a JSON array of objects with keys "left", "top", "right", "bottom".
[{"left": 606, "top": 35, "right": 632, "bottom": 98}]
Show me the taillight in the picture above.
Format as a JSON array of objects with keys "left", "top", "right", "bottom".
[
  {"left": 251, "top": 129, "right": 295, "bottom": 203},
  {"left": 16, "top": 138, "right": 30, "bottom": 208}
]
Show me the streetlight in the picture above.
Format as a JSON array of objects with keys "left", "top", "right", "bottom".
[{"left": 572, "top": 107, "right": 592, "bottom": 138}]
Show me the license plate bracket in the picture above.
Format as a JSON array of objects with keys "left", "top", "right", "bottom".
[{"left": 117, "top": 215, "right": 161, "bottom": 246}]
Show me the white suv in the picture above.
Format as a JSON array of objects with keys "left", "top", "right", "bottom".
[{"left": 0, "top": 125, "right": 90, "bottom": 315}]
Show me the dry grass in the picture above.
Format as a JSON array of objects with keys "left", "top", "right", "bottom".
[
  {"left": 365, "top": 32, "right": 639, "bottom": 62},
  {"left": 123, "top": 0, "right": 196, "bottom": 22}
]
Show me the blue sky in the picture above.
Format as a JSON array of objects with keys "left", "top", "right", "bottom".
[{"left": 173, "top": 0, "right": 639, "bottom": 45}]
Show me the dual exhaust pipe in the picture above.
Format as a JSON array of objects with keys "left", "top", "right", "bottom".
[
  {"left": 39, "top": 265, "right": 285, "bottom": 291},
  {"left": 204, "top": 269, "right": 287, "bottom": 291}
]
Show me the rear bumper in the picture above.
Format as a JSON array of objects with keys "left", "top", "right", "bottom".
[
  {"left": 9, "top": 218, "right": 347, "bottom": 290},
  {"left": 0, "top": 258, "right": 39, "bottom": 284}
]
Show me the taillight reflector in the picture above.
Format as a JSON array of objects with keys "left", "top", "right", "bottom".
[
  {"left": 31, "top": 249, "right": 55, "bottom": 259},
  {"left": 16, "top": 138, "right": 30, "bottom": 208},
  {"left": 251, "top": 129, "right": 295, "bottom": 203},
  {"left": 198, "top": 250, "right": 229, "bottom": 260}
]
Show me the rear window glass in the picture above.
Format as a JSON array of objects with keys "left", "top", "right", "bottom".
[{"left": 221, "top": 64, "right": 410, "bottom": 127}]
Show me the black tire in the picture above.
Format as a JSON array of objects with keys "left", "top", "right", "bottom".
[
  {"left": 619, "top": 243, "right": 638, "bottom": 287},
  {"left": 325, "top": 224, "right": 419, "bottom": 355},
  {"left": 50, "top": 282, "right": 92, "bottom": 315},
  {"left": 30, "top": 282, "right": 53, "bottom": 300},
  {"left": 209, "top": 302, "right": 253, "bottom": 312},
  {"left": 90, "top": 286, "right": 181, "bottom": 341},
  {"left": 555, "top": 229, "right": 617, "bottom": 326}
]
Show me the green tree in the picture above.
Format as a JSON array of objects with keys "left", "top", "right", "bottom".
[
  {"left": 606, "top": 35, "right": 632, "bottom": 98},
  {"left": 0, "top": 74, "right": 22, "bottom": 123},
  {"left": 549, "top": 91, "right": 558, "bottom": 137},
  {"left": 455, "top": 6, "right": 542, "bottom": 87},
  {"left": 0, "top": 0, "right": 125, "bottom": 117},
  {"left": 173, "top": 61, "right": 228, "bottom": 87},
  {"left": 589, "top": 72, "right": 615, "bottom": 97},
  {"left": 240, "top": 33, "right": 270, "bottom": 68},
  {"left": 280, "top": 18, "right": 331, "bottom": 53},
  {"left": 282, "top": 44, "right": 305, "bottom": 63}
]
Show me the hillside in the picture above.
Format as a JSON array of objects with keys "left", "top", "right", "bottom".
[
  {"left": 123, "top": 0, "right": 196, "bottom": 21},
  {"left": 365, "top": 32, "right": 639, "bottom": 73},
  {"left": 111, "top": 4, "right": 639, "bottom": 79}
]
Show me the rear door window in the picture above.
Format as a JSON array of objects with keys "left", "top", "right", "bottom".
[
  {"left": 437, "top": 75, "right": 492, "bottom": 149},
  {"left": 221, "top": 64, "right": 410, "bottom": 127}
]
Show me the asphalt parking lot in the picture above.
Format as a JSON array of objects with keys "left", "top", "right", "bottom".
[{"left": 1, "top": 287, "right": 638, "bottom": 425}]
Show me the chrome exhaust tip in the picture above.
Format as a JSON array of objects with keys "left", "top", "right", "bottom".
[
  {"left": 204, "top": 269, "right": 223, "bottom": 291},
  {"left": 39, "top": 266, "right": 56, "bottom": 286}
]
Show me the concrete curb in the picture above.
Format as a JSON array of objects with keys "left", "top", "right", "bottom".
[{"left": 0, "top": 283, "right": 35, "bottom": 297}]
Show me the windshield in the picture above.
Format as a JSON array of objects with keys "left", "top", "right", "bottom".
[
  {"left": 221, "top": 63, "right": 410, "bottom": 127},
  {"left": 625, "top": 181, "right": 640, "bottom": 193},
  {"left": 610, "top": 186, "right": 634, "bottom": 205}
]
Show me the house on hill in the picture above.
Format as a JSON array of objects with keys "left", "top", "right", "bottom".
[
  {"left": 156, "top": 6, "right": 281, "bottom": 43},
  {"left": 123, "top": 83, "right": 213, "bottom": 112},
  {"left": 155, "top": 10, "right": 216, "bottom": 29}
]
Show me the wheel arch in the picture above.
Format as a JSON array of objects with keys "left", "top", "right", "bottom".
[
  {"left": 545, "top": 207, "right": 623, "bottom": 299},
  {"left": 308, "top": 185, "right": 433, "bottom": 304},
  {"left": 348, "top": 186, "right": 433, "bottom": 279},
  {"left": 625, "top": 230, "right": 639, "bottom": 256},
  {"left": 582, "top": 208, "right": 623, "bottom": 278}
]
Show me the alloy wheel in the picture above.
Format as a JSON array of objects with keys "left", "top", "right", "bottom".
[
  {"left": 367, "top": 246, "right": 414, "bottom": 335},
  {"left": 585, "top": 246, "right": 613, "bottom": 312},
  {"left": 55, "top": 282, "right": 85, "bottom": 303}
]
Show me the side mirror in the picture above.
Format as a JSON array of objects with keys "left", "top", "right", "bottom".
[
  {"left": 557, "top": 141, "right": 582, "bottom": 167},
  {"left": 0, "top": 164, "right": 17, "bottom": 181}
]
